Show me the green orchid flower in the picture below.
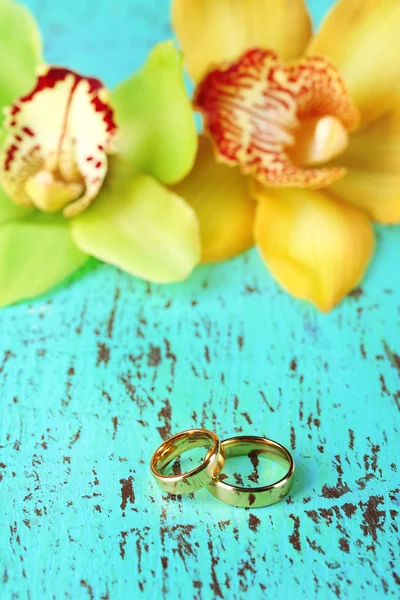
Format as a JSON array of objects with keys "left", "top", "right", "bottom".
[{"left": 0, "top": 0, "right": 200, "bottom": 308}]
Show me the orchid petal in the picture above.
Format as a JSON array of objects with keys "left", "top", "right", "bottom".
[
  {"left": 0, "top": 67, "right": 116, "bottom": 217},
  {"left": 329, "top": 105, "right": 400, "bottom": 223},
  {"left": 329, "top": 170, "right": 400, "bottom": 226},
  {"left": 172, "top": 0, "right": 312, "bottom": 82},
  {"left": 0, "top": 130, "right": 33, "bottom": 224},
  {"left": 307, "top": 0, "right": 400, "bottom": 127},
  {"left": 0, "top": 213, "right": 88, "bottom": 308},
  {"left": 195, "top": 50, "right": 358, "bottom": 188},
  {"left": 252, "top": 184, "right": 374, "bottom": 312},
  {"left": 0, "top": 0, "right": 43, "bottom": 127},
  {"left": 112, "top": 41, "right": 197, "bottom": 185},
  {"left": 0, "top": 182, "right": 33, "bottom": 225},
  {"left": 171, "top": 136, "right": 255, "bottom": 263},
  {"left": 71, "top": 168, "right": 200, "bottom": 283}
]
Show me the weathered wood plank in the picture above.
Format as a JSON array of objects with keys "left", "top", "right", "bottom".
[{"left": 0, "top": 1, "right": 399, "bottom": 598}]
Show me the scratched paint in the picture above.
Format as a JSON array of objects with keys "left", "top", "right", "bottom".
[{"left": 0, "top": 1, "right": 400, "bottom": 599}]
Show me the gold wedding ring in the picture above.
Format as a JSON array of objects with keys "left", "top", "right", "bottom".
[
  {"left": 207, "top": 435, "right": 294, "bottom": 508},
  {"left": 150, "top": 428, "right": 225, "bottom": 495}
]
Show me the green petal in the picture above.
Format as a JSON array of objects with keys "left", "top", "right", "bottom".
[
  {"left": 0, "top": 213, "right": 88, "bottom": 308},
  {"left": 0, "top": 0, "right": 43, "bottom": 125},
  {"left": 112, "top": 41, "right": 197, "bottom": 185},
  {"left": 0, "top": 182, "right": 33, "bottom": 225},
  {"left": 71, "top": 172, "right": 200, "bottom": 283}
]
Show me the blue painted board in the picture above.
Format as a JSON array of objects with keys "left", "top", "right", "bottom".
[{"left": 0, "top": 1, "right": 400, "bottom": 599}]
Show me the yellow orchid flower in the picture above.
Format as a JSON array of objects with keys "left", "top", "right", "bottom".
[{"left": 172, "top": 0, "right": 400, "bottom": 312}]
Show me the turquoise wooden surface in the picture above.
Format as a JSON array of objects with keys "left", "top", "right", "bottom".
[{"left": 1, "top": 1, "right": 400, "bottom": 598}]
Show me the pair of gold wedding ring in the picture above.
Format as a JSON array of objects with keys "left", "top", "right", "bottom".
[{"left": 150, "top": 428, "right": 295, "bottom": 508}]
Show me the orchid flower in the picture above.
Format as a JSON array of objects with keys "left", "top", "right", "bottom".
[
  {"left": 0, "top": 0, "right": 200, "bottom": 308},
  {"left": 172, "top": 0, "right": 400, "bottom": 311}
]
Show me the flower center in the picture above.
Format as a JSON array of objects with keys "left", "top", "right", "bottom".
[
  {"left": 0, "top": 67, "right": 117, "bottom": 217},
  {"left": 288, "top": 116, "right": 349, "bottom": 167},
  {"left": 25, "top": 171, "right": 84, "bottom": 213},
  {"left": 25, "top": 136, "right": 85, "bottom": 212},
  {"left": 194, "top": 49, "right": 359, "bottom": 188}
]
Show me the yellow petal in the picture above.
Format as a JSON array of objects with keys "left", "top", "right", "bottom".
[
  {"left": 329, "top": 105, "right": 400, "bottom": 223},
  {"left": 172, "top": 0, "right": 312, "bottom": 82},
  {"left": 171, "top": 136, "right": 255, "bottom": 263},
  {"left": 252, "top": 184, "right": 374, "bottom": 312},
  {"left": 307, "top": 0, "right": 400, "bottom": 126},
  {"left": 329, "top": 171, "right": 400, "bottom": 225},
  {"left": 339, "top": 104, "right": 400, "bottom": 173}
]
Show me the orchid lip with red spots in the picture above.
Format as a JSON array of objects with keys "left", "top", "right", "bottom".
[
  {"left": 1, "top": 66, "right": 117, "bottom": 217},
  {"left": 194, "top": 49, "right": 359, "bottom": 189}
]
